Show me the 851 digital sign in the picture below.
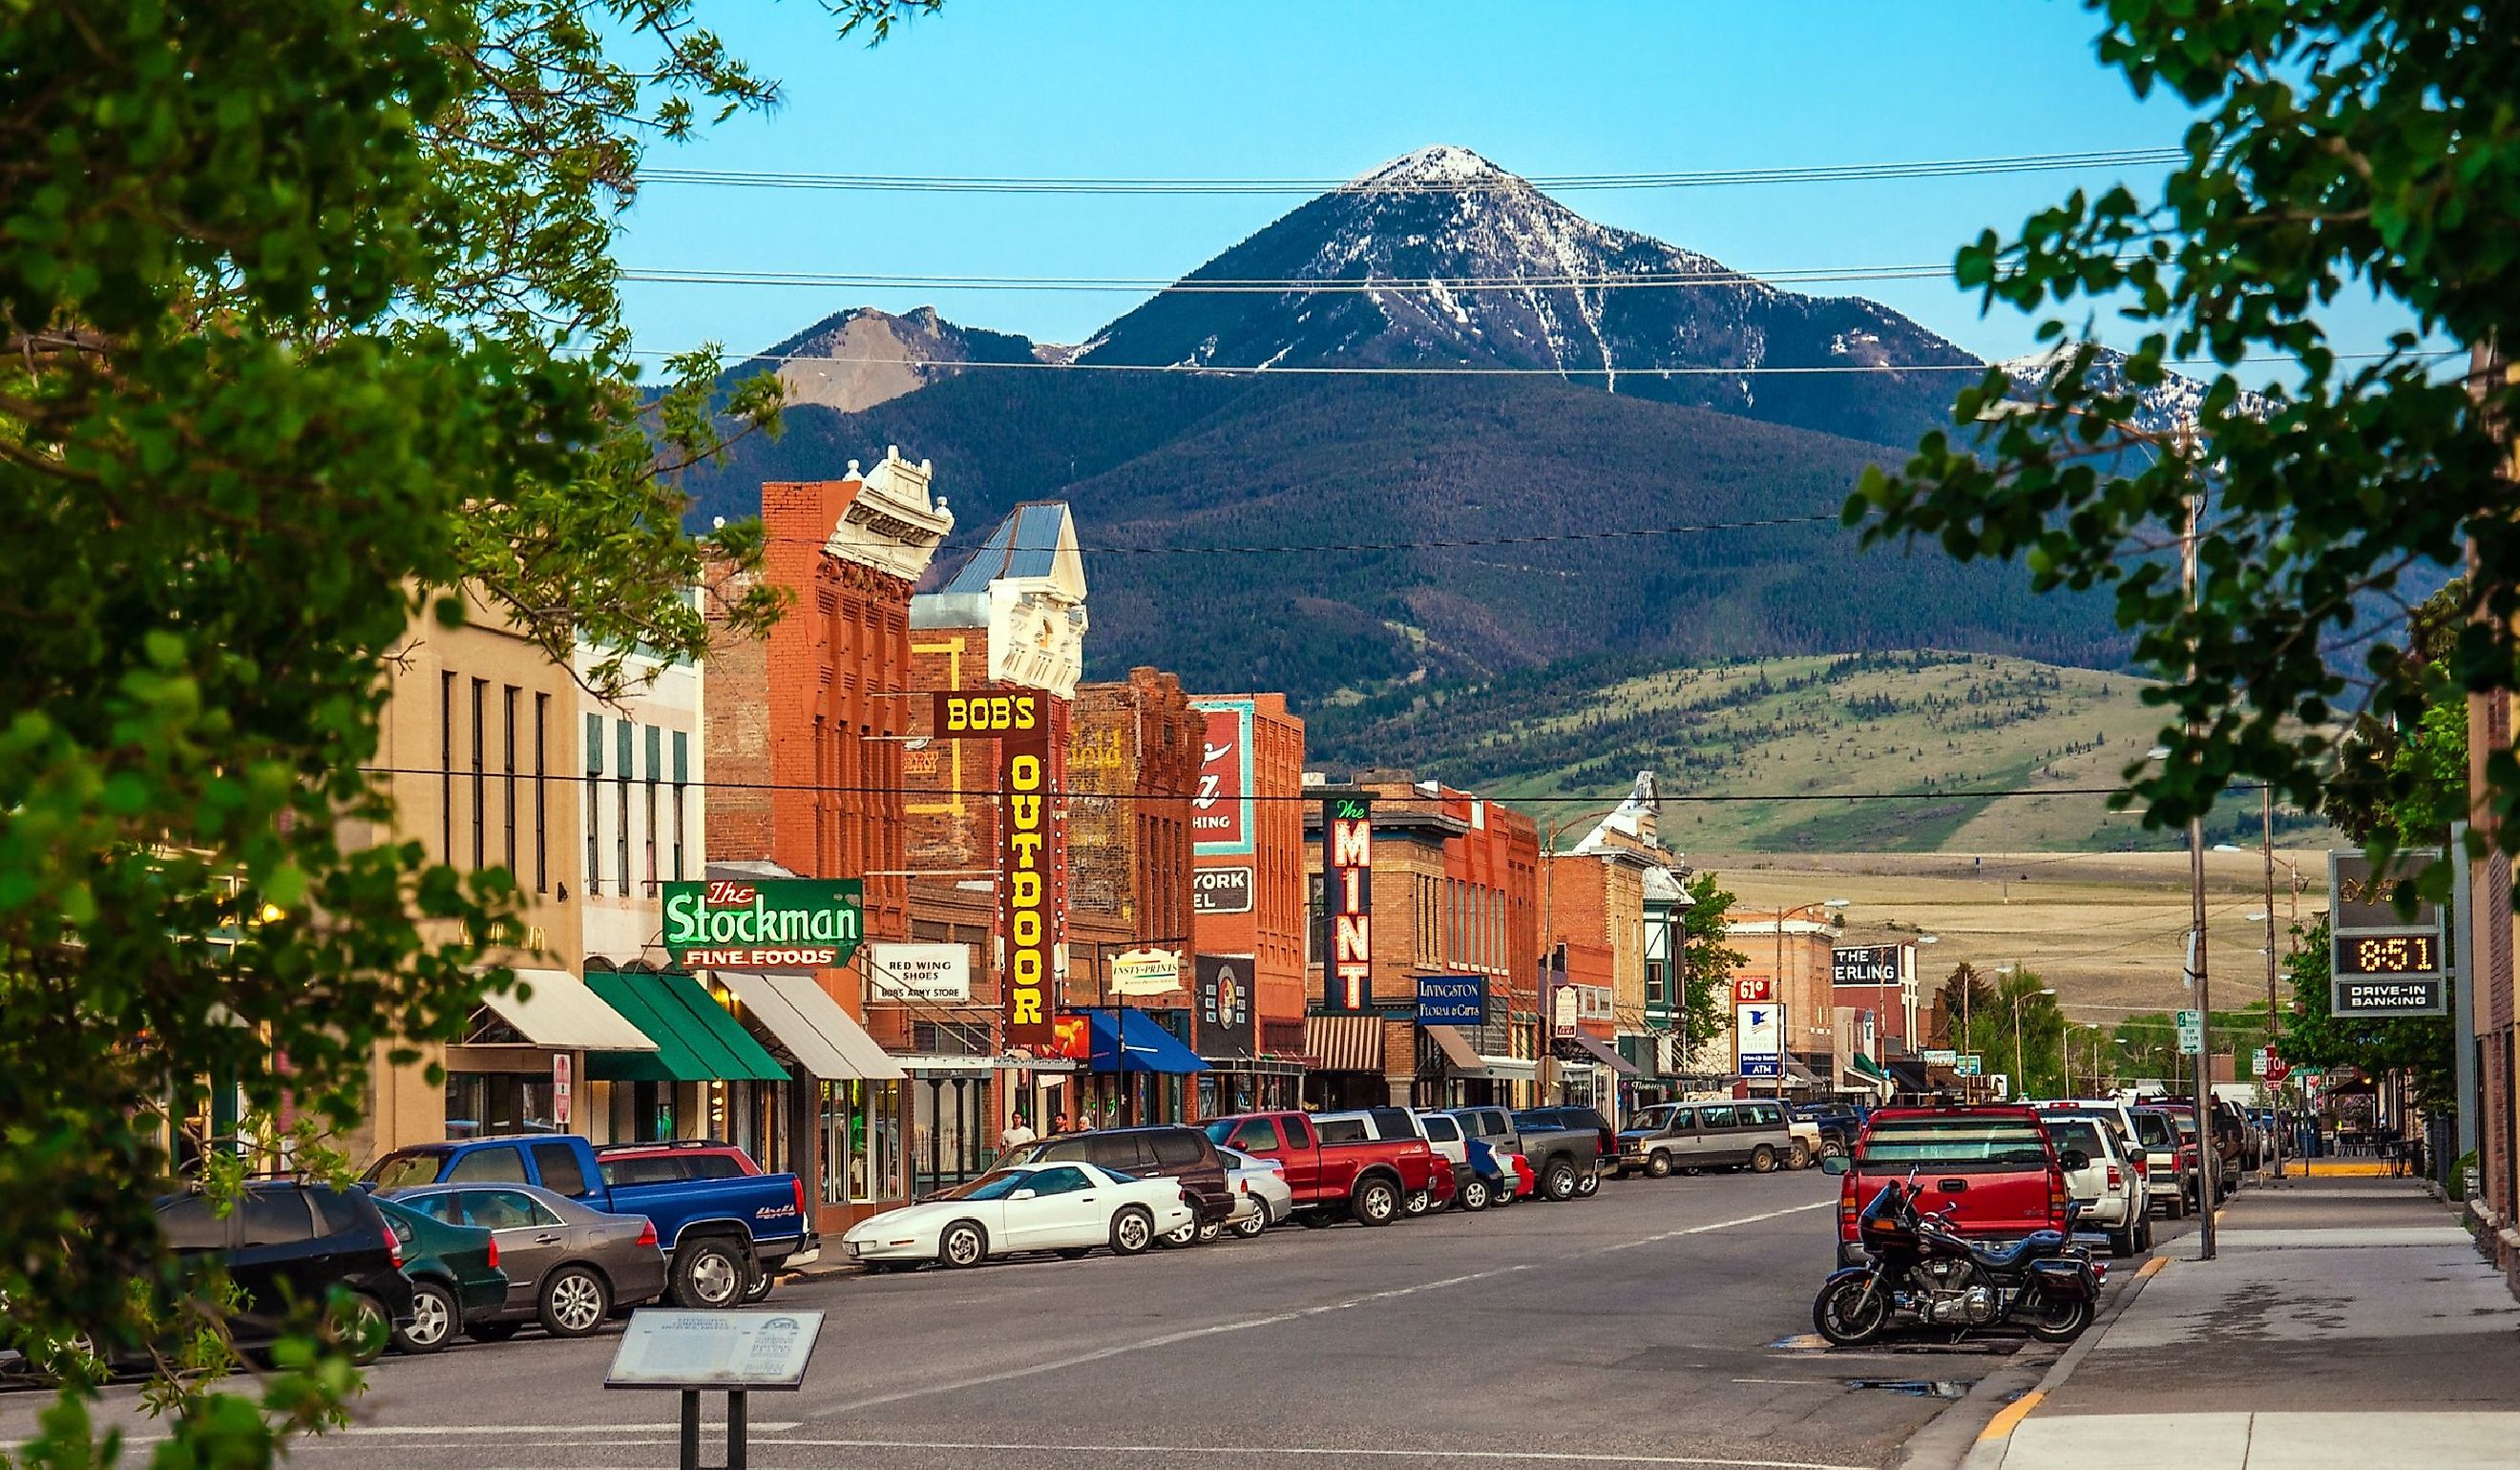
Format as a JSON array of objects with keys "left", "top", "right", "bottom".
[
  {"left": 2327, "top": 849, "right": 2447, "bottom": 1018},
  {"left": 2337, "top": 933, "right": 2441, "bottom": 976}
]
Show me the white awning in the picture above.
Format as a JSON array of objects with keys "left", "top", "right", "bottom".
[
  {"left": 479, "top": 968, "right": 656, "bottom": 1051},
  {"left": 711, "top": 971, "right": 906, "bottom": 1081}
]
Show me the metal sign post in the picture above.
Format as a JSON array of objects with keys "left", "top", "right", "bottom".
[{"left": 606, "top": 1310, "right": 825, "bottom": 1470}]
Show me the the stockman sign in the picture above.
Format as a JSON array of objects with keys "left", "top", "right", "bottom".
[{"left": 662, "top": 879, "right": 864, "bottom": 971}]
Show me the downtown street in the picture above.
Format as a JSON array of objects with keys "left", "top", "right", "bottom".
[{"left": 6, "top": 1172, "right": 2101, "bottom": 1470}]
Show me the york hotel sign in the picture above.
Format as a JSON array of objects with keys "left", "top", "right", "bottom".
[{"left": 662, "top": 879, "right": 864, "bottom": 971}]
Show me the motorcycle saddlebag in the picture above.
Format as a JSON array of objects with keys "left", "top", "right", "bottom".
[{"left": 2026, "top": 1257, "right": 2096, "bottom": 1302}]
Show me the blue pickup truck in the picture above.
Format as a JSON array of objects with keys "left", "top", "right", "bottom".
[{"left": 363, "top": 1135, "right": 816, "bottom": 1309}]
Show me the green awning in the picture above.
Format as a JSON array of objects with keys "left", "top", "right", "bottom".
[
  {"left": 1850, "top": 1053, "right": 1892, "bottom": 1082},
  {"left": 583, "top": 971, "right": 790, "bottom": 1082}
]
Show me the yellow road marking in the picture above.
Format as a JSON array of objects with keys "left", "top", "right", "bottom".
[
  {"left": 2136, "top": 1255, "right": 2169, "bottom": 1278},
  {"left": 1978, "top": 1390, "right": 2046, "bottom": 1441}
]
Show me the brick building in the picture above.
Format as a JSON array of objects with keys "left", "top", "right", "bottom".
[
  {"left": 1725, "top": 913, "right": 1844, "bottom": 1096},
  {"left": 1189, "top": 694, "right": 1310, "bottom": 1113},
  {"left": 901, "top": 503, "right": 1092, "bottom": 1167},
  {"left": 1304, "top": 779, "right": 1544, "bottom": 1109},
  {"left": 703, "top": 449, "right": 952, "bottom": 1233}
]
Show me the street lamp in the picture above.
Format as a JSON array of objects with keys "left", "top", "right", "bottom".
[{"left": 1772, "top": 899, "right": 1849, "bottom": 1102}]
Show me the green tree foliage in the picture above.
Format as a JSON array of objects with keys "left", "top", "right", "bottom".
[
  {"left": 2282, "top": 918, "right": 2457, "bottom": 1109},
  {"left": 0, "top": 1, "right": 926, "bottom": 1461},
  {"left": 1678, "top": 872, "right": 1748, "bottom": 1060},
  {"left": 1844, "top": 1, "right": 2520, "bottom": 897}
]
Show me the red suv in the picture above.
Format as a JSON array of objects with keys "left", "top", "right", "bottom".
[{"left": 1826, "top": 1106, "right": 2069, "bottom": 1267}]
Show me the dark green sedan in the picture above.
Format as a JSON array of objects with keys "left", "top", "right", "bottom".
[{"left": 373, "top": 1195, "right": 506, "bottom": 1354}]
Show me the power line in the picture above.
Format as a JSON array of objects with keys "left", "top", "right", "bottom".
[
  {"left": 620, "top": 263, "right": 1959, "bottom": 293},
  {"left": 634, "top": 147, "right": 2190, "bottom": 197},
  {"left": 637, "top": 347, "right": 2435, "bottom": 377},
  {"left": 758, "top": 512, "right": 1842, "bottom": 556},
  {"left": 360, "top": 766, "right": 2265, "bottom": 806}
]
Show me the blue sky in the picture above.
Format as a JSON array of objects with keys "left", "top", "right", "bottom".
[{"left": 619, "top": 1, "right": 2413, "bottom": 368}]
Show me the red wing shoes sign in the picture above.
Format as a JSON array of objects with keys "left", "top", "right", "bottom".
[{"left": 662, "top": 879, "right": 865, "bottom": 971}]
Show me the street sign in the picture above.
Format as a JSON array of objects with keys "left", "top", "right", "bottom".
[
  {"left": 606, "top": 1310, "right": 826, "bottom": 1391},
  {"left": 1922, "top": 1048, "right": 1958, "bottom": 1065},
  {"left": 2176, "top": 1009, "right": 2203, "bottom": 1054},
  {"left": 1954, "top": 1054, "right": 1982, "bottom": 1077},
  {"left": 2255, "top": 1046, "right": 2291, "bottom": 1084},
  {"left": 1735, "top": 1002, "right": 1781, "bottom": 1079},
  {"left": 1987, "top": 1073, "right": 2010, "bottom": 1101},
  {"left": 2329, "top": 849, "right": 2449, "bottom": 1017}
]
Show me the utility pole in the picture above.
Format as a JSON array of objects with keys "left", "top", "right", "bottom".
[
  {"left": 2183, "top": 443, "right": 2218, "bottom": 1261},
  {"left": 2263, "top": 788, "right": 2285, "bottom": 1182},
  {"left": 1539, "top": 818, "right": 1558, "bottom": 1107}
]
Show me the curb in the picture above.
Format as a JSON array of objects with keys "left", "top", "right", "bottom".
[{"left": 1896, "top": 1252, "right": 2168, "bottom": 1470}]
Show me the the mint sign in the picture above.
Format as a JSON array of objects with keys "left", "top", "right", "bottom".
[{"left": 663, "top": 879, "right": 864, "bottom": 971}]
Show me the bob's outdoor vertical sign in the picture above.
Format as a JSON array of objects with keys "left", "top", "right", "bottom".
[
  {"left": 662, "top": 878, "right": 864, "bottom": 970},
  {"left": 928, "top": 688, "right": 1060, "bottom": 1046},
  {"left": 1322, "top": 794, "right": 1374, "bottom": 1013}
]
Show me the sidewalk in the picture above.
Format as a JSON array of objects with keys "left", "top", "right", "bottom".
[{"left": 1966, "top": 1175, "right": 2520, "bottom": 1468}]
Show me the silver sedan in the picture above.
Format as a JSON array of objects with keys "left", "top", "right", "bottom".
[
  {"left": 1217, "top": 1145, "right": 1293, "bottom": 1238},
  {"left": 383, "top": 1182, "right": 665, "bottom": 1340}
]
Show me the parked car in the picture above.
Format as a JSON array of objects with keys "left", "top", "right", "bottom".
[
  {"left": 1511, "top": 1107, "right": 1616, "bottom": 1193},
  {"left": 1217, "top": 1145, "right": 1294, "bottom": 1237},
  {"left": 1312, "top": 1108, "right": 1458, "bottom": 1214},
  {"left": 1203, "top": 1110, "right": 1449, "bottom": 1226},
  {"left": 382, "top": 1182, "right": 667, "bottom": 1340},
  {"left": 1793, "top": 1102, "right": 1867, "bottom": 1156},
  {"left": 165, "top": 1182, "right": 414, "bottom": 1366},
  {"left": 2042, "top": 1100, "right": 2186, "bottom": 1221},
  {"left": 840, "top": 1162, "right": 1194, "bottom": 1267},
  {"left": 372, "top": 1194, "right": 507, "bottom": 1354},
  {"left": 1610, "top": 1100, "right": 1795, "bottom": 1177},
  {"left": 1414, "top": 1109, "right": 1478, "bottom": 1206},
  {"left": 2155, "top": 1101, "right": 2242, "bottom": 1198},
  {"left": 2035, "top": 1110, "right": 2151, "bottom": 1256},
  {"left": 363, "top": 1134, "right": 813, "bottom": 1310},
  {"left": 999, "top": 1126, "right": 1236, "bottom": 1245},
  {"left": 1443, "top": 1106, "right": 1600, "bottom": 1200},
  {"left": 1824, "top": 1106, "right": 2072, "bottom": 1268}
]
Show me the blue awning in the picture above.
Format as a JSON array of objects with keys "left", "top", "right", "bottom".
[{"left": 1088, "top": 1009, "right": 1210, "bottom": 1075}]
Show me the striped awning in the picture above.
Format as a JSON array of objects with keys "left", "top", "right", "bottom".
[{"left": 1305, "top": 1015, "right": 1384, "bottom": 1073}]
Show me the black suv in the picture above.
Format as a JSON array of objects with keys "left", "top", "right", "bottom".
[
  {"left": 158, "top": 1182, "right": 415, "bottom": 1363},
  {"left": 1005, "top": 1127, "right": 1234, "bottom": 1241},
  {"left": 1512, "top": 1106, "right": 1616, "bottom": 1192}
]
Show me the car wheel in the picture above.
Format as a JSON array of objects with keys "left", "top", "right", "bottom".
[
  {"left": 670, "top": 1238, "right": 748, "bottom": 1309},
  {"left": 1158, "top": 1215, "right": 1200, "bottom": 1249},
  {"left": 538, "top": 1266, "right": 613, "bottom": 1338},
  {"left": 1057, "top": 1247, "right": 1095, "bottom": 1259},
  {"left": 1490, "top": 1178, "right": 1519, "bottom": 1208},
  {"left": 1788, "top": 1142, "right": 1813, "bottom": 1170},
  {"left": 1294, "top": 1209, "right": 1334, "bottom": 1228},
  {"left": 1645, "top": 1151, "right": 1672, "bottom": 1179},
  {"left": 1230, "top": 1205, "right": 1270, "bottom": 1239},
  {"left": 1458, "top": 1176, "right": 1491, "bottom": 1211},
  {"left": 465, "top": 1320, "right": 522, "bottom": 1344},
  {"left": 1573, "top": 1169, "right": 1601, "bottom": 1198},
  {"left": 1403, "top": 1187, "right": 1433, "bottom": 1217},
  {"left": 741, "top": 1262, "right": 775, "bottom": 1303},
  {"left": 1679, "top": 1165, "right": 1702, "bottom": 1177},
  {"left": 1196, "top": 1214, "right": 1225, "bottom": 1244},
  {"left": 335, "top": 1292, "right": 390, "bottom": 1366},
  {"left": 1749, "top": 1144, "right": 1778, "bottom": 1174},
  {"left": 392, "top": 1280, "right": 457, "bottom": 1355},
  {"left": 1352, "top": 1177, "right": 1400, "bottom": 1227},
  {"left": 939, "top": 1221, "right": 989, "bottom": 1269},
  {"left": 2109, "top": 1222, "right": 2136, "bottom": 1258},
  {"left": 1110, "top": 1207, "right": 1156, "bottom": 1255},
  {"left": 1542, "top": 1159, "right": 1580, "bottom": 1201}
]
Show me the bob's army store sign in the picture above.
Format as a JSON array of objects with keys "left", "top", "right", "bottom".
[{"left": 2328, "top": 849, "right": 2448, "bottom": 1018}]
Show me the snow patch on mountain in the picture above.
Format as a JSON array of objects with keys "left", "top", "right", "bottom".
[{"left": 1997, "top": 342, "right": 2275, "bottom": 438}]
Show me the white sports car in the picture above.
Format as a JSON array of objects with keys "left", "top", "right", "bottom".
[
  {"left": 1218, "top": 1144, "right": 1293, "bottom": 1238},
  {"left": 842, "top": 1162, "right": 1195, "bottom": 1269}
]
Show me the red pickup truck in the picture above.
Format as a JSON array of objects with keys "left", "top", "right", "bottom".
[
  {"left": 1826, "top": 1105, "right": 2069, "bottom": 1268},
  {"left": 1203, "top": 1110, "right": 1450, "bottom": 1228}
]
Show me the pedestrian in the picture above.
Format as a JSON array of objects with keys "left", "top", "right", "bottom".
[
  {"left": 1048, "top": 1110, "right": 1070, "bottom": 1136},
  {"left": 1000, "top": 1114, "right": 1038, "bottom": 1151}
]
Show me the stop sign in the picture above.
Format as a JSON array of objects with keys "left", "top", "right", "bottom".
[{"left": 2262, "top": 1047, "right": 2291, "bottom": 1084}]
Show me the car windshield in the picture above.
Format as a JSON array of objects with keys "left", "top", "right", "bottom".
[
  {"left": 2044, "top": 1119, "right": 2106, "bottom": 1160},
  {"left": 959, "top": 1169, "right": 1047, "bottom": 1201},
  {"left": 1627, "top": 1107, "right": 1673, "bottom": 1132},
  {"left": 365, "top": 1151, "right": 446, "bottom": 1190},
  {"left": 1857, "top": 1117, "right": 2050, "bottom": 1169}
]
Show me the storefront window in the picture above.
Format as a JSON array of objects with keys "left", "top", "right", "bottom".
[
  {"left": 913, "top": 1078, "right": 990, "bottom": 1194},
  {"left": 446, "top": 1073, "right": 557, "bottom": 1137},
  {"left": 820, "top": 1080, "right": 902, "bottom": 1205}
]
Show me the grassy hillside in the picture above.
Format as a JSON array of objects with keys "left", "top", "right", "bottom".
[{"left": 1312, "top": 649, "right": 2336, "bottom": 852}]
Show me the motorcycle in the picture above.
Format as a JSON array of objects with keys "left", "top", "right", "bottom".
[{"left": 1812, "top": 1166, "right": 2106, "bottom": 1346}]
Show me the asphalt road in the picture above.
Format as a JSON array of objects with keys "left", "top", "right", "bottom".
[{"left": 5, "top": 1169, "right": 2170, "bottom": 1470}]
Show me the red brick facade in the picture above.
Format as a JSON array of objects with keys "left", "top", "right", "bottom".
[
  {"left": 1190, "top": 694, "right": 1309, "bottom": 1052},
  {"left": 1070, "top": 667, "right": 1200, "bottom": 974}
]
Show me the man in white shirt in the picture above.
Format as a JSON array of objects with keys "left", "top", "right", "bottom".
[{"left": 1000, "top": 1115, "right": 1039, "bottom": 1151}]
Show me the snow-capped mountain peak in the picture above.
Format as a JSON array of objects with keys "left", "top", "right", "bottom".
[
  {"left": 1346, "top": 143, "right": 1518, "bottom": 192},
  {"left": 1997, "top": 341, "right": 2273, "bottom": 438}
]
